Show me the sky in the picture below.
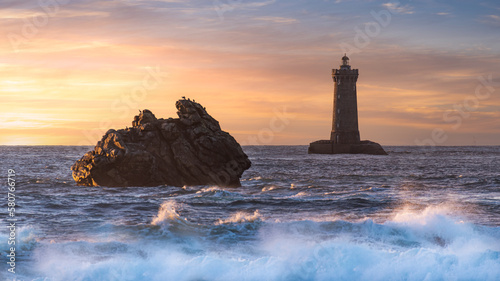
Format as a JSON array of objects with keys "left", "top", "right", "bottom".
[{"left": 1, "top": 0, "right": 499, "bottom": 146}]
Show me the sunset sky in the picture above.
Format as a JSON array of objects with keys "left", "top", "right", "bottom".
[{"left": 1, "top": 0, "right": 499, "bottom": 146}]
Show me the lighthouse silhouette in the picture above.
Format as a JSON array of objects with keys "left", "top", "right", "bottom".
[
  {"left": 331, "top": 54, "right": 360, "bottom": 144},
  {"left": 308, "top": 55, "right": 387, "bottom": 155}
]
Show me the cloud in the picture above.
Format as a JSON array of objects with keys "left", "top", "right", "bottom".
[
  {"left": 382, "top": 2, "right": 414, "bottom": 15},
  {"left": 243, "top": 0, "right": 277, "bottom": 8},
  {"left": 480, "top": 14, "right": 500, "bottom": 26},
  {"left": 254, "top": 16, "right": 297, "bottom": 23}
]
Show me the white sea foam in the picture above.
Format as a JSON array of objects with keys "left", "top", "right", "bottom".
[
  {"left": 291, "top": 191, "right": 308, "bottom": 198},
  {"left": 243, "top": 176, "right": 262, "bottom": 181},
  {"left": 194, "top": 186, "right": 239, "bottom": 198},
  {"left": 217, "top": 210, "right": 262, "bottom": 224},
  {"left": 28, "top": 207, "right": 500, "bottom": 281},
  {"left": 151, "top": 200, "right": 185, "bottom": 226},
  {"left": 0, "top": 225, "right": 38, "bottom": 253},
  {"left": 196, "top": 186, "right": 222, "bottom": 194},
  {"left": 391, "top": 204, "right": 457, "bottom": 225},
  {"left": 261, "top": 185, "right": 282, "bottom": 192}
]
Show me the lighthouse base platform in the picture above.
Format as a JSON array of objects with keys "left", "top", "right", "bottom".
[{"left": 308, "top": 140, "right": 387, "bottom": 155}]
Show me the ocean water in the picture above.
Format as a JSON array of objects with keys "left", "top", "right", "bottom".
[{"left": 1, "top": 145, "right": 499, "bottom": 281}]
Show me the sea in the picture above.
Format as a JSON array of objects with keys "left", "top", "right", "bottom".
[{"left": 1, "top": 145, "right": 499, "bottom": 281}]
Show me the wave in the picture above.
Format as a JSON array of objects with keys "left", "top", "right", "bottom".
[
  {"left": 0, "top": 225, "right": 38, "bottom": 253},
  {"left": 194, "top": 186, "right": 243, "bottom": 199},
  {"left": 20, "top": 206, "right": 500, "bottom": 281},
  {"left": 216, "top": 210, "right": 262, "bottom": 225},
  {"left": 261, "top": 185, "right": 284, "bottom": 192},
  {"left": 151, "top": 201, "right": 185, "bottom": 226}
]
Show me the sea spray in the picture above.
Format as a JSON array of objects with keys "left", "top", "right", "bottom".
[
  {"left": 28, "top": 208, "right": 500, "bottom": 281},
  {"left": 151, "top": 201, "right": 185, "bottom": 226},
  {"left": 217, "top": 210, "right": 262, "bottom": 224}
]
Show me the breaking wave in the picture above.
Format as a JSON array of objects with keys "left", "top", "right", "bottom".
[
  {"left": 22, "top": 206, "right": 500, "bottom": 281},
  {"left": 151, "top": 200, "right": 185, "bottom": 226},
  {"left": 217, "top": 210, "right": 262, "bottom": 224}
]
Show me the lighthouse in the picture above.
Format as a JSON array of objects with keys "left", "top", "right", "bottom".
[
  {"left": 308, "top": 55, "right": 387, "bottom": 155},
  {"left": 331, "top": 54, "right": 360, "bottom": 144}
]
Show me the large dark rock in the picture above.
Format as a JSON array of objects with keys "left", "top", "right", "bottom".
[
  {"left": 308, "top": 140, "right": 387, "bottom": 155},
  {"left": 71, "top": 99, "right": 251, "bottom": 187}
]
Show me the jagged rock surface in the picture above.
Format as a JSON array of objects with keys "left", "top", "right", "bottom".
[{"left": 71, "top": 99, "right": 251, "bottom": 187}]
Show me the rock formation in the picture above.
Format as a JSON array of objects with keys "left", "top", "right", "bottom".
[
  {"left": 308, "top": 140, "right": 387, "bottom": 155},
  {"left": 71, "top": 99, "right": 251, "bottom": 187}
]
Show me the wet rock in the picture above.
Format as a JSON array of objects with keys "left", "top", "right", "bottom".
[
  {"left": 308, "top": 140, "right": 388, "bottom": 155},
  {"left": 71, "top": 99, "right": 251, "bottom": 187}
]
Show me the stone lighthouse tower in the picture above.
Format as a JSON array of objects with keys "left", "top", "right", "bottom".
[
  {"left": 331, "top": 54, "right": 360, "bottom": 144},
  {"left": 308, "top": 55, "right": 387, "bottom": 155}
]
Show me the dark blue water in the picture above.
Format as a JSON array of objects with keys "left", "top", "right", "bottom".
[{"left": 1, "top": 146, "right": 499, "bottom": 280}]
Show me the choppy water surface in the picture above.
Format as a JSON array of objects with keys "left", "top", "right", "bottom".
[{"left": 1, "top": 146, "right": 499, "bottom": 281}]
